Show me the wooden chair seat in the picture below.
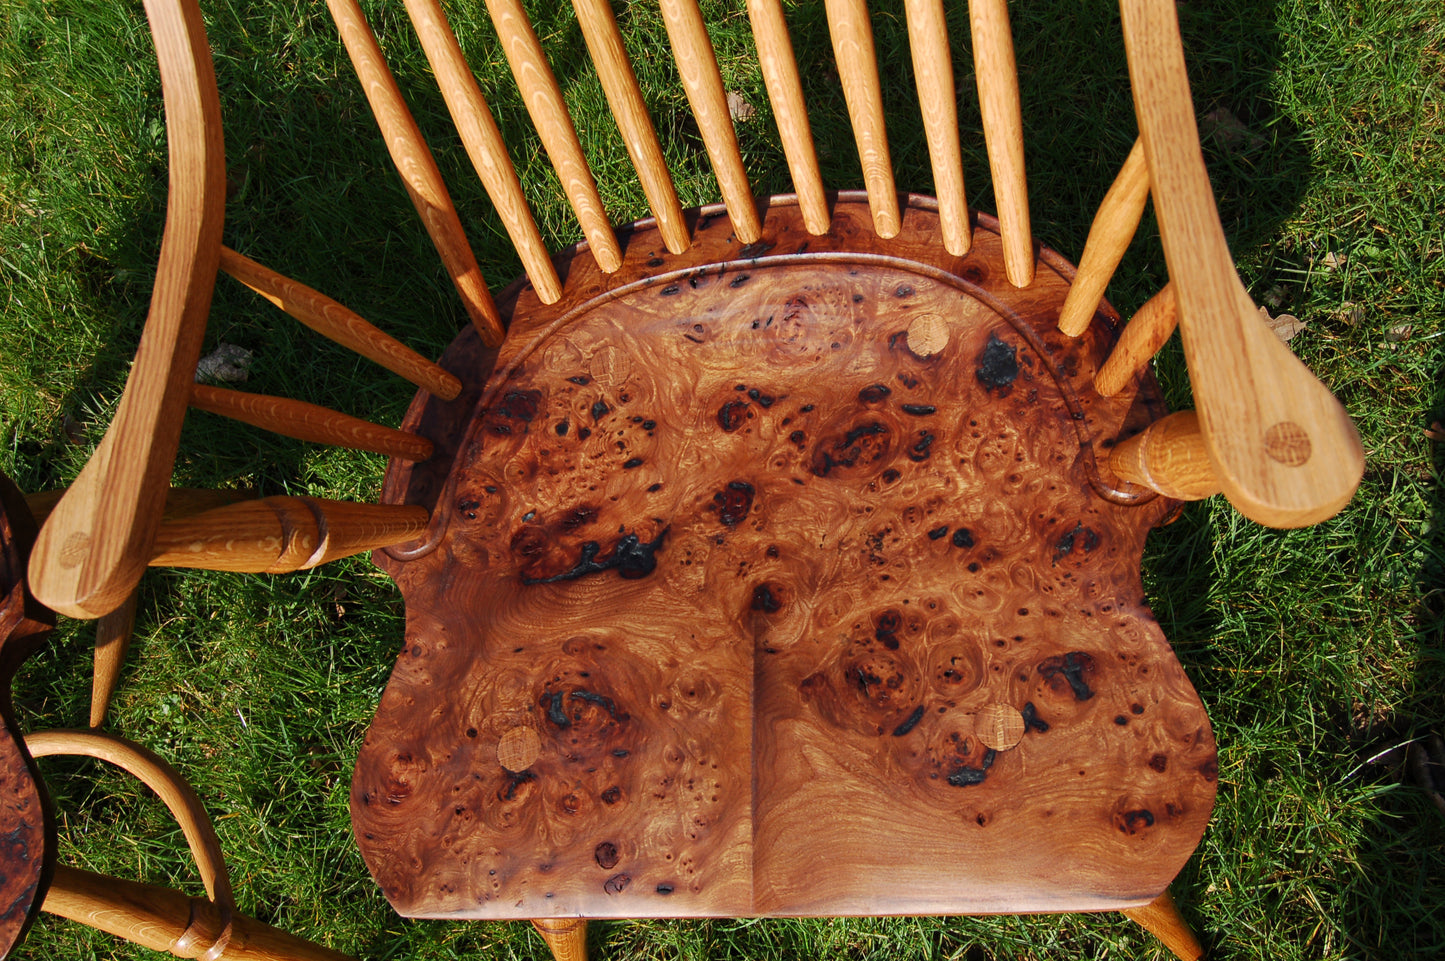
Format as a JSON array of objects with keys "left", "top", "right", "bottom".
[{"left": 351, "top": 195, "right": 1218, "bottom": 920}]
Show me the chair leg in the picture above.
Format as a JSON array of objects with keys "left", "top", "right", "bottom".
[
  {"left": 1122, "top": 890, "right": 1204, "bottom": 961},
  {"left": 531, "top": 918, "right": 588, "bottom": 961}
]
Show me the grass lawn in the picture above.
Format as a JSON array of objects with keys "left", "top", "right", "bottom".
[{"left": 2, "top": 0, "right": 1442, "bottom": 958}]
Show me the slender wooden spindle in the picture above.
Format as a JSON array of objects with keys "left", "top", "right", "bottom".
[
  {"left": 970, "top": 0, "right": 1033, "bottom": 286},
  {"left": 401, "top": 0, "right": 562, "bottom": 303},
  {"left": 218, "top": 247, "right": 460, "bottom": 400},
  {"left": 1096, "top": 282, "right": 1178, "bottom": 397},
  {"left": 1110, "top": 411, "right": 1222, "bottom": 500},
  {"left": 190, "top": 384, "right": 433, "bottom": 461},
  {"left": 44, "top": 866, "right": 354, "bottom": 961},
  {"left": 325, "top": 0, "right": 504, "bottom": 345},
  {"left": 532, "top": 919, "right": 588, "bottom": 961},
  {"left": 746, "top": 0, "right": 829, "bottom": 235},
  {"left": 825, "top": 0, "right": 900, "bottom": 238},
  {"left": 571, "top": 0, "right": 689, "bottom": 255},
  {"left": 1122, "top": 890, "right": 1205, "bottom": 961},
  {"left": 659, "top": 0, "right": 762, "bottom": 243},
  {"left": 149, "top": 497, "right": 429, "bottom": 573},
  {"left": 904, "top": 0, "right": 969, "bottom": 255},
  {"left": 90, "top": 589, "right": 137, "bottom": 728},
  {"left": 483, "top": 0, "right": 621, "bottom": 272},
  {"left": 1059, "top": 138, "right": 1150, "bottom": 336}
]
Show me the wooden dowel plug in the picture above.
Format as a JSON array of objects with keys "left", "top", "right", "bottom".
[
  {"left": 825, "top": 0, "right": 900, "bottom": 238},
  {"left": 401, "top": 0, "right": 563, "bottom": 303},
  {"left": 1122, "top": 889, "right": 1205, "bottom": 961},
  {"left": 1110, "top": 410, "right": 1222, "bottom": 501},
  {"left": 325, "top": 0, "right": 505, "bottom": 345},
  {"left": 90, "top": 589, "right": 137, "bottom": 728},
  {"left": 1059, "top": 138, "right": 1150, "bottom": 336},
  {"left": 659, "top": 0, "right": 762, "bottom": 244},
  {"left": 149, "top": 497, "right": 429, "bottom": 573},
  {"left": 532, "top": 918, "right": 588, "bottom": 961},
  {"left": 190, "top": 384, "right": 433, "bottom": 462},
  {"left": 571, "top": 0, "right": 690, "bottom": 255},
  {"left": 219, "top": 247, "right": 461, "bottom": 400},
  {"left": 483, "top": 0, "right": 622, "bottom": 272},
  {"left": 904, "top": 0, "right": 969, "bottom": 255},
  {"left": 1096, "top": 282, "right": 1178, "bottom": 397},
  {"left": 745, "top": 0, "right": 830, "bottom": 235},
  {"left": 970, "top": 0, "right": 1033, "bottom": 286}
]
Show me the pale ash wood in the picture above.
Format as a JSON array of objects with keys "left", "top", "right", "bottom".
[
  {"left": 970, "top": 0, "right": 1033, "bottom": 287},
  {"left": 483, "top": 0, "right": 621, "bottom": 273},
  {"left": 531, "top": 919, "right": 587, "bottom": 961},
  {"left": 189, "top": 384, "right": 434, "bottom": 461},
  {"left": 904, "top": 0, "right": 970, "bottom": 255},
  {"left": 1110, "top": 411, "right": 1222, "bottom": 501},
  {"left": 44, "top": 867, "right": 354, "bottom": 961},
  {"left": 325, "top": 0, "right": 504, "bottom": 346},
  {"left": 1096, "top": 283, "right": 1178, "bottom": 398},
  {"left": 745, "top": 0, "right": 830, "bottom": 235},
  {"left": 974, "top": 703, "right": 1025, "bottom": 752},
  {"left": 90, "top": 589, "right": 138, "bottom": 728},
  {"left": 571, "top": 0, "right": 690, "bottom": 255},
  {"left": 148, "top": 497, "right": 428, "bottom": 573},
  {"left": 218, "top": 247, "right": 461, "bottom": 400},
  {"left": 27, "top": 0, "right": 225, "bottom": 621},
  {"left": 658, "top": 0, "right": 762, "bottom": 244},
  {"left": 400, "top": 0, "right": 563, "bottom": 304},
  {"left": 27, "top": 730, "right": 234, "bottom": 909},
  {"left": 1058, "top": 138, "right": 1150, "bottom": 337},
  {"left": 825, "top": 0, "right": 900, "bottom": 238},
  {"left": 1122, "top": 890, "right": 1204, "bottom": 961},
  {"left": 1120, "top": 0, "right": 1362, "bottom": 527}
]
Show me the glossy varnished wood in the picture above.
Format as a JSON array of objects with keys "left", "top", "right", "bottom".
[{"left": 351, "top": 197, "right": 1216, "bottom": 921}]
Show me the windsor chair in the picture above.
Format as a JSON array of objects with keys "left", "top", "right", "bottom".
[{"left": 18, "top": 0, "right": 1363, "bottom": 960}]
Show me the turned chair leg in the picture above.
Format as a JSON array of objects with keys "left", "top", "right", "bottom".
[
  {"left": 1122, "top": 890, "right": 1204, "bottom": 961},
  {"left": 531, "top": 918, "right": 588, "bottom": 961}
]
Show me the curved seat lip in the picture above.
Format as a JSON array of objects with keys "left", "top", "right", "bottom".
[{"left": 378, "top": 192, "right": 1165, "bottom": 565}]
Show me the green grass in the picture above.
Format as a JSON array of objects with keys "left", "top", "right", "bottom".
[{"left": 1, "top": 0, "right": 1442, "bottom": 958}]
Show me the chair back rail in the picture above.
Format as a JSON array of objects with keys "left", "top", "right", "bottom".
[
  {"left": 969, "top": 0, "right": 1033, "bottom": 287},
  {"left": 826, "top": 0, "right": 900, "bottom": 238},
  {"left": 401, "top": 0, "right": 565, "bottom": 303},
  {"left": 325, "top": 0, "right": 505, "bottom": 345},
  {"left": 483, "top": 0, "right": 624, "bottom": 270},
  {"left": 218, "top": 247, "right": 462, "bottom": 401},
  {"left": 1120, "top": 0, "right": 1363, "bottom": 526},
  {"left": 659, "top": 0, "right": 764, "bottom": 244},
  {"left": 904, "top": 0, "right": 970, "bottom": 256}
]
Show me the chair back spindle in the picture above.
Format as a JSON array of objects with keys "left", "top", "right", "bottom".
[
  {"left": 904, "top": 0, "right": 970, "bottom": 256},
  {"left": 825, "top": 0, "right": 901, "bottom": 238},
  {"left": 188, "top": 384, "right": 435, "bottom": 461},
  {"left": 745, "top": 0, "right": 830, "bottom": 235},
  {"left": 1095, "top": 282, "right": 1178, "bottom": 397},
  {"left": 970, "top": 0, "right": 1033, "bottom": 286},
  {"left": 1058, "top": 137, "right": 1150, "bottom": 336}
]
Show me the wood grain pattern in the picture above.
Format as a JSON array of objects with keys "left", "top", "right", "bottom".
[
  {"left": 352, "top": 197, "right": 1214, "bottom": 920},
  {"left": 483, "top": 0, "right": 622, "bottom": 272},
  {"left": 1110, "top": 411, "right": 1221, "bottom": 501},
  {"left": 190, "top": 384, "right": 434, "bottom": 461},
  {"left": 1058, "top": 138, "right": 1149, "bottom": 337},
  {"left": 904, "top": 0, "right": 969, "bottom": 256},
  {"left": 1121, "top": 890, "right": 1204, "bottom": 961},
  {"left": 659, "top": 0, "right": 762, "bottom": 244},
  {"left": 149, "top": 497, "right": 429, "bottom": 573},
  {"left": 28, "top": 0, "right": 226, "bottom": 621},
  {"left": 218, "top": 246, "right": 462, "bottom": 400},
  {"left": 401, "top": 0, "right": 563, "bottom": 304},
  {"left": 1096, "top": 283, "right": 1177, "bottom": 398},
  {"left": 824, "top": 0, "right": 900, "bottom": 238},
  {"left": 1120, "top": 0, "right": 1362, "bottom": 526},
  {"left": 44, "top": 866, "right": 354, "bottom": 961},
  {"left": 969, "top": 0, "right": 1033, "bottom": 287},
  {"left": 325, "top": 0, "right": 504, "bottom": 345},
  {"left": 570, "top": 0, "right": 690, "bottom": 255},
  {"left": 90, "top": 589, "right": 138, "bottom": 728},
  {"left": 745, "top": 0, "right": 830, "bottom": 236}
]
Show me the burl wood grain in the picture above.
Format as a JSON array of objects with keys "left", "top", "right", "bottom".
[{"left": 352, "top": 196, "right": 1216, "bottom": 921}]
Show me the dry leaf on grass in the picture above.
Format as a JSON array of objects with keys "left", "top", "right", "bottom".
[
  {"left": 1200, "top": 106, "right": 1266, "bottom": 152},
  {"left": 195, "top": 343, "right": 253, "bottom": 383},
  {"left": 1258, "top": 305, "right": 1306, "bottom": 342},
  {"left": 726, "top": 90, "right": 755, "bottom": 122},
  {"left": 1335, "top": 302, "right": 1364, "bottom": 327},
  {"left": 1318, "top": 250, "right": 1347, "bottom": 270},
  {"left": 1386, "top": 323, "right": 1413, "bottom": 343}
]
